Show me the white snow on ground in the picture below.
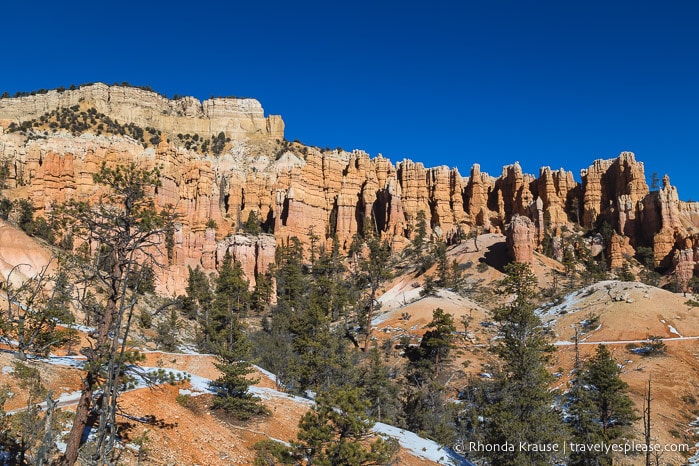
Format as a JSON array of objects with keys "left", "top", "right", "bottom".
[
  {"left": 536, "top": 280, "right": 652, "bottom": 324},
  {"left": 536, "top": 286, "right": 588, "bottom": 321},
  {"left": 554, "top": 335, "right": 699, "bottom": 346},
  {"left": 377, "top": 278, "right": 422, "bottom": 309},
  {"left": 42, "top": 355, "right": 86, "bottom": 369},
  {"left": 65, "top": 323, "right": 96, "bottom": 333},
  {"left": 373, "top": 423, "right": 474, "bottom": 465},
  {"left": 373, "top": 287, "right": 474, "bottom": 327},
  {"left": 7, "top": 390, "right": 84, "bottom": 415},
  {"left": 253, "top": 364, "right": 278, "bottom": 383},
  {"left": 668, "top": 325, "right": 682, "bottom": 337},
  {"left": 174, "top": 344, "right": 205, "bottom": 355},
  {"left": 688, "top": 418, "right": 699, "bottom": 465},
  {"left": 34, "top": 349, "right": 474, "bottom": 465},
  {"left": 56, "top": 390, "right": 83, "bottom": 404},
  {"left": 2, "top": 366, "right": 13, "bottom": 374},
  {"left": 139, "top": 348, "right": 217, "bottom": 357},
  {"left": 248, "top": 386, "right": 315, "bottom": 406}
]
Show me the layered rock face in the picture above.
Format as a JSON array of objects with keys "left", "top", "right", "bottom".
[
  {"left": 1, "top": 87, "right": 697, "bottom": 285},
  {"left": 0, "top": 83, "right": 284, "bottom": 141},
  {"left": 580, "top": 151, "right": 649, "bottom": 235}
]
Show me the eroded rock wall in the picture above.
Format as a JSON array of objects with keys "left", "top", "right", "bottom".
[{"left": 1, "top": 85, "right": 697, "bottom": 286}]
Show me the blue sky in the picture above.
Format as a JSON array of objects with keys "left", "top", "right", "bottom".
[{"left": 2, "top": 0, "right": 697, "bottom": 199}]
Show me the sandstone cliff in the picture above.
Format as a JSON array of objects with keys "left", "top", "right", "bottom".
[
  {"left": 0, "top": 86, "right": 697, "bottom": 288},
  {"left": 0, "top": 83, "right": 284, "bottom": 141}
]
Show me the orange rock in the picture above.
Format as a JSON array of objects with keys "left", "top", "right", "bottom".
[{"left": 506, "top": 214, "right": 536, "bottom": 263}]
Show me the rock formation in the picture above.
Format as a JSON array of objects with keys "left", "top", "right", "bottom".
[
  {"left": 537, "top": 166, "right": 575, "bottom": 227},
  {"left": 0, "top": 85, "right": 698, "bottom": 290},
  {"left": 0, "top": 83, "right": 284, "bottom": 141},
  {"left": 580, "top": 151, "right": 649, "bottom": 233},
  {"left": 506, "top": 215, "right": 536, "bottom": 263},
  {"left": 607, "top": 233, "right": 633, "bottom": 270}
]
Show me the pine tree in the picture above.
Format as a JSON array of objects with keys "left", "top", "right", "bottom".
[
  {"left": 243, "top": 210, "right": 262, "bottom": 235},
  {"left": 252, "top": 238, "right": 307, "bottom": 391},
  {"left": 420, "top": 308, "right": 456, "bottom": 370},
  {"left": 58, "top": 162, "right": 177, "bottom": 465},
  {"left": 210, "top": 251, "right": 250, "bottom": 352},
  {"left": 184, "top": 265, "right": 214, "bottom": 345},
  {"left": 476, "top": 262, "right": 568, "bottom": 465},
  {"left": 356, "top": 233, "right": 392, "bottom": 351},
  {"left": 288, "top": 268, "right": 359, "bottom": 393},
  {"left": 434, "top": 242, "right": 449, "bottom": 286},
  {"left": 211, "top": 314, "right": 269, "bottom": 420},
  {"left": 402, "top": 308, "right": 457, "bottom": 443},
  {"left": 292, "top": 386, "right": 397, "bottom": 465},
  {"left": 251, "top": 269, "right": 274, "bottom": 314},
  {"left": 359, "top": 344, "right": 401, "bottom": 424},
  {"left": 568, "top": 344, "right": 636, "bottom": 465},
  {"left": 1, "top": 263, "right": 74, "bottom": 360},
  {"left": 204, "top": 250, "right": 268, "bottom": 419},
  {"left": 411, "top": 210, "right": 428, "bottom": 264}
]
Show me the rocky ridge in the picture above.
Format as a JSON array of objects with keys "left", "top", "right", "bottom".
[
  {"left": 0, "top": 83, "right": 284, "bottom": 141},
  {"left": 0, "top": 85, "right": 697, "bottom": 293}
]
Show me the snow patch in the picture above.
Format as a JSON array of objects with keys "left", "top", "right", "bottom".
[
  {"left": 248, "top": 386, "right": 314, "bottom": 406},
  {"left": 1, "top": 366, "right": 13, "bottom": 374},
  {"left": 56, "top": 390, "right": 82, "bottom": 404},
  {"left": 253, "top": 364, "right": 278, "bottom": 383},
  {"left": 373, "top": 422, "right": 474, "bottom": 465}
]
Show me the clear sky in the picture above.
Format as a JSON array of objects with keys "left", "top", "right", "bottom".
[{"left": 2, "top": 0, "right": 697, "bottom": 200}]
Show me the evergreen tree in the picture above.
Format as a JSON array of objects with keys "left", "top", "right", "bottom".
[
  {"left": 210, "top": 251, "right": 250, "bottom": 352},
  {"left": 420, "top": 274, "right": 437, "bottom": 297},
  {"left": 355, "top": 233, "right": 392, "bottom": 351},
  {"left": 434, "top": 242, "right": 449, "bottom": 286},
  {"left": 411, "top": 210, "right": 428, "bottom": 265},
  {"left": 292, "top": 386, "right": 397, "bottom": 465},
  {"left": 1, "top": 262, "right": 75, "bottom": 361},
  {"left": 358, "top": 344, "right": 401, "bottom": 424},
  {"left": 475, "top": 262, "right": 568, "bottom": 465},
  {"left": 288, "top": 254, "right": 359, "bottom": 393},
  {"left": 275, "top": 237, "right": 307, "bottom": 308},
  {"left": 402, "top": 308, "right": 458, "bottom": 443},
  {"left": 184, "top": 265, "right": 213, "bottom": 338},
  {"left": 251, "top": 269, "right": 274, "bottom": 314},
  {"left": 211, "top": 314, "right": 269, "bottom": 420},
  {"left": 568, "top": 345, "right": 636, "bottom": 465},
  {"left": 155, "top": 309, "right": 180, "bottom": 352},
  {"left": 58, "top": 162, "right": 178, "bottom": 465},
  {"left": 251, "top": 238, "right": 307, "bottom": 391},
  {"left": 243, "top": 210, "right": 262, "bottom": 235}
]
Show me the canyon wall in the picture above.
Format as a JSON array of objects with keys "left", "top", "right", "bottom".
[
  {"left": 0, "top": 83, "right": 284, "bottom": 141},
  {"left": 0, "top": 87, "right": 697, "bottom": 290}
]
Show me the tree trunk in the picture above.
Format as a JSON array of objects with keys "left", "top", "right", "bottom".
[
  {"left": 363, "top": 289, "right": 376, "bottom": 352},
  {"left": 62, "top": 381, "right": 93, "bottom": 465},
  {"left": 37, "top": 391, "right": 58, "bottom": 466}
]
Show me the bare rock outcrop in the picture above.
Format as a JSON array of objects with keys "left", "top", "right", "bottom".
[
  {"left": 463, "top": 163, "right": 496, "bottom": 228},
  {"left": 537, "top": 166, "right": 575, "bottom": 226},
  {"left": 1, "top": 85, "right": 697, "bottom": 289},
  {"left": 607, "top": 233, "right": 633, "bottom": 270},
  {"left": 581, "top": 151, "right": 649, "bottom": 232},
  {"left": 672, "top": 241, "right": 699, "bottom": 293},
  {"left": 496, "top": 162, "right": 535, "bottom": 223},
  {"left": 506, "top": 214, "right": 536, "bottom": 263},
  {"left": 0, "top": 83, "right": 284, "bottom": 141},
  {"left": 640, "top": 175, "right": 689, "bottom": 267},
  {"left": 679, "top": 201, "right": 699, "bottom": 231}
]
